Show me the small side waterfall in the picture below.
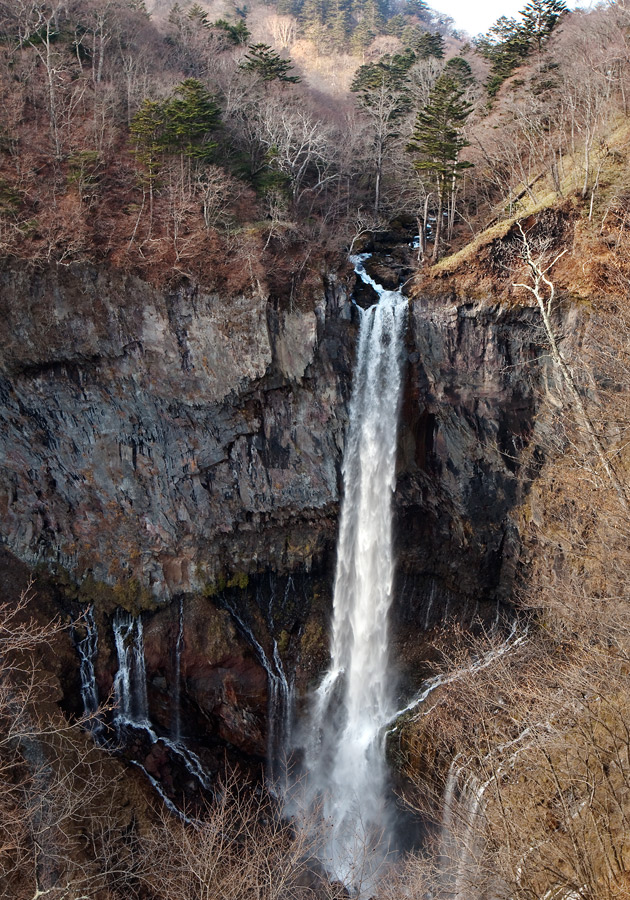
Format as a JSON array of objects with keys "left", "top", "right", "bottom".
[
  {"left": 74, "top": 603, "right": 212, "bottom": 803},
  {"left": 221, "top": 594, "right": 293, "bottom": 786},
  {"left": 74, "top": 606, "right": 103, "bottom": 736},
  {"left": 300, "top": 255, "right": 407, "bottom": 894},
  {"left": 111, "top": 607, "right": 212, "bottom": 793},
  {"left": 112, "top": 609, "right": 150, "bottom": 728},
  {"left": 439, "top": 762, "right": 489, "bottom": 900}
]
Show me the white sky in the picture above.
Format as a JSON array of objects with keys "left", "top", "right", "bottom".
[{"left": 431, "top": 0, "right": 584, "bottom": 38}]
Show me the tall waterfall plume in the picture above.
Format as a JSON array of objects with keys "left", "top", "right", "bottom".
[{"left": 300, "top": 255, "right": 407, "bottom": 894}]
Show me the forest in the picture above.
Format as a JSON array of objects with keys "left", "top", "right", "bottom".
[
  {"left": 0, "top": 0, "right": 594, "bottom": 284},
  {"left": 2, "top": 0, "right": 630, "bottom": 898}
]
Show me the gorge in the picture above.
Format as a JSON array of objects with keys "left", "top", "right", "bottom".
[
  {"left": 0, "top": 223, "right": 552, "bottom": 880},
  {"left": 3, "top": 203, "right": 629, "bottom": 899},
  {"left": 3, "top": 0, "right": 630, "bottom": 895}
]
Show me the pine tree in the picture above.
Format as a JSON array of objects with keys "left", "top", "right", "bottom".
[
  {"left": 401, "top": 28, "right": 444, "bottom": 59},
  {"left": 362, "top": 0, "right": 384, "bottom": 34},
  {"left": 240, "top": 43, "right": 301, "bottom": 82},
  {"left": 130, "top": 99, "right": 166, "bottom": 184},
  {"left": 162, "top": 79, "right": 220, "bottom": 162},
  {"left": 407, "top": 73, "right": 473, "bottom": 259},
  {"left": 212, "top": 18, "right": 251, "bottom": 45},
  {"left": 520, "top": 0, "right": 568, "bottom": 52},
  {"left": 328, "top": 0, "right": 351, "bottom": 51},
  {"left": 443, "top": 55, "right": 473, "bottom": 89},
  {"left": 352, "top": 52, "right": 415, "bottom": 211},
  {"left": 476, "top": 0, "right": 566, "bottom": 97},
  {"left": 129, "top": 98, "right": 166, "bottom": 231},
  {"left": 476, "top": 16, "right": 531, "bottom": 96},
  {"left": 385, "top": 13, "right": 406, "bottom": 38},
  {"left": 406, "top": 0, "right": 430, "bottom": 18},
  {"left": 300, "top": 0, "right": 327, "bottom": 42},
  {"left": 350, "top": 18, "right": 375, "bottom": 56},
  {"left": 187, "top": 3, "right": 211, "bottom": 29}
]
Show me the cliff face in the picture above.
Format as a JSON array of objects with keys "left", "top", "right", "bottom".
[
  {"left": 390, "top": 295, "right": 550, "bottom": 686},
  {"left": 0, "top": 259, "right": 552, "bottom": 774},
  {"left": 0, "top": 264, "right": 354, "bottom": 596}
]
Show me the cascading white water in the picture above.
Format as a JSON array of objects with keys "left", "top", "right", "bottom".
[
  {"left": 75, "top": 605, "right": 104, "bottom": 736},
  {"left": 112, "top": 609, "right": 150, "bottom": 728},
  {"left": 110, "top": 607, "right": 212, "bottom": 792},
  {"left": 438, "top": 762, "right": 489, "bottom": 900},
  {"left": 74, "top": 605, "right": 212, "bottom": 805},
  {"left": 301, "top": 255, "right": 407, "bottom": 894}
]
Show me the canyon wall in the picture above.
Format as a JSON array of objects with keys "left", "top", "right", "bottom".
[{"left": 0, "top": 258, "right": 553, "bottom": 776}]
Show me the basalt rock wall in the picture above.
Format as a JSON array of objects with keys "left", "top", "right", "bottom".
[
  {"left": 391, "top": 295, "right": 554, "bottom": 686},
  {"left": 0, "top": 263, "right": 357, "bottom": 599}
]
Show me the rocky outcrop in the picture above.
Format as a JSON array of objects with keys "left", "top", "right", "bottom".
[
  {"left": 0, "top": 260, "right": 358, "bottom": 777},
  {"left": 389, "top": 294, "right": 553, "bottom": 689}
]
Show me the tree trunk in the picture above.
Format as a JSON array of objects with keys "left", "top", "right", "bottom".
[
  {"left": 374, "top": 138, "right": 383, "bottom": 215},
  {"left": 432, "top": 182, "right": 444, "bottom": 263}
]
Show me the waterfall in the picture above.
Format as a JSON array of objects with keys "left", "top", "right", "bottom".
[
  {"left": 112, "top": 609, "right": 150, "bottom": 728},
  {"left": 111, "top": 607, "right": 212, "bottom": 792},
  {"left": 266, "top": 576, "right": 294, "bottom": 781},
  {"left": 300, "top": 255, "right": 407, "bottom": 894},
  {"left": 74, "top": 606, "right": 103, "bottom": 736},
  {"left": 439, "top": 762, "right": 489, "bottom": 900},
  {"left": 73, "top": 604, "right": 212, "bottom": 804}
]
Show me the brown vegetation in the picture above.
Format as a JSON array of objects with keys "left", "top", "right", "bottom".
[{"left": 389, "top": 204, "right": 630, "bottom": 899}]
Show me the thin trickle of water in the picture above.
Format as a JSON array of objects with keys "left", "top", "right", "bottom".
[
  {"left": 300, "top": 255, "right": 407, "bottom": 894},
  {"left": 424, "top": 582, "right": 437, "bottom": 630},
  {"left": 221, "top": 595, "right": 292, "bottom": 786},
  {"left": 386, "top": 623, "right": 527, "bottom": 728},
  {"left": 172, "top": 597, "right": 184, "bottom": 742},
  {"left": 125, "top": 720, "right": 212, "bottom": 792}
]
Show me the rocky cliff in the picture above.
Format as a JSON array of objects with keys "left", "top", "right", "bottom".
[
  {"left": 0, "top": 255, "right": 553, "bottom": 783},
  {"left": 0, "top": 263, "right": 355, "bottom": 596}
]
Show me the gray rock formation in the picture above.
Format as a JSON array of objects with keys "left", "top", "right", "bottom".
[
  {"left": 0, "top": 258, "right": 552, "bottom": 770},
  {"left": 0, "top": 264, "right": 354, "bottom": 599}
]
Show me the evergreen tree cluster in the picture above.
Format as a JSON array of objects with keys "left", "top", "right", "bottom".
[
  {"left": 166, "top": 0, "right": 447, "bottom": 65},
  {"left": 274, "top": 0, "right": 444, "bottom": 56},
  {"left": 407, "top": 59, "right": 473, "bottom": 192},
  {"left": 240, "top": 43, "right": 301, "bottom": 81},
  {"left": 168, "top": 2, "right": 251, "bottom": 49},
  {"left": 475, "top": 0, "right": 567, "bottom": 96},
  {"left": 130, "top": 78, "right": 220, "bottom": 181}
]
